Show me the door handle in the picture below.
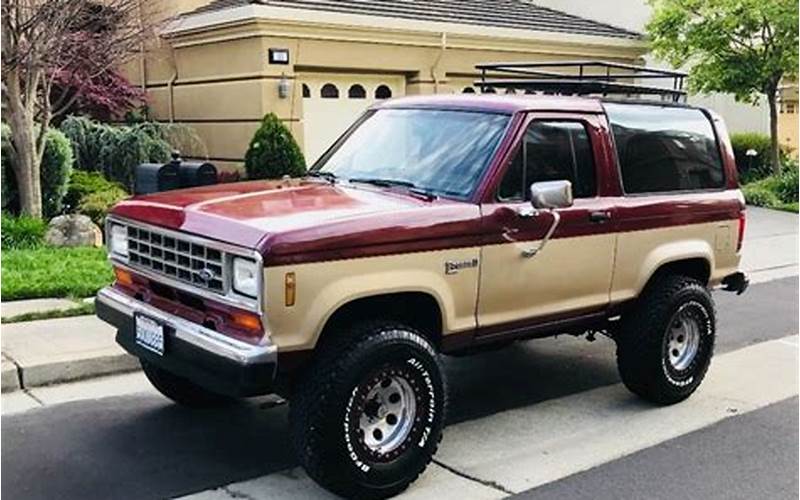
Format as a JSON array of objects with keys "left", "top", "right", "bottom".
[{"left": 589, "top": 211, "right": 612, "bottom": 224}]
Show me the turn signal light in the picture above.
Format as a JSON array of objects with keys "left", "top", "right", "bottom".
[
  {"left": 737, "top": 210, "right": 746, "bottom": 252},
  {"left": 114, "top": 268, "right": 134, "bottom": 287},
  {"left": 231, "top": 311, "right": 262, "bottom": 332}
]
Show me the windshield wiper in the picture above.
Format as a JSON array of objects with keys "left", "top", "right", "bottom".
[
  {"left": 349, "top": 177, "right": 438, "bottom": 201},
  {"left": 348, "top": 177, "right": 416, "bottom": 188},
  {"left": 308, "top": 171, "right": 338, "bottom": 183}
]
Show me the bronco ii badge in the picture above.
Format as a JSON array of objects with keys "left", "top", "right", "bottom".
[{"left": 444, "top": 258, "right": 479, "bottom": 275}]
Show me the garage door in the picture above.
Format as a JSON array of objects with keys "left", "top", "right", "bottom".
[{"left": 301, "top": 73, "right": 405, "bottom": 165}]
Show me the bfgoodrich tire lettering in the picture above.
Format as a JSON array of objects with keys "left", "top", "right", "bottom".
[
  {"left": 290, "top": 322, "right": 447, "bottom": 499},
  {"left": 616, "top": 275, "right": 716, "bottom": 405}
]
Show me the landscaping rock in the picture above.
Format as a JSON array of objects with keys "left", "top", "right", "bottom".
[{"left": 44, "top": 214, "right": 102, "bottom": 248}]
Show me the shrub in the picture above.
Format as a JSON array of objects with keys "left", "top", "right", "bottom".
[
  {"left": 245, "top": 113, "right": 306, "bottom": 180},
  {"left": 742, "top": 184, "right": 780, "bottom": 208},
  {"left": 742, "top": 161, "right": 799, "bottom": 212},
  {"left": 1, "top": 213, "right": 47, "bottom": 249},
  {"left": 78, "top": 187, "right": 129, "bottom": 226},
  {"left": 1, "top": 123, "right": 74, "bottom": 219},
  {"left": 61, "top": 116, "right": 205, "bottom": 191},
  {"left": 730, "top": 132, "right": 789, "bottom": 183},
  {"left": 64, "top": 170, "right": 128, "bottom": 213}
]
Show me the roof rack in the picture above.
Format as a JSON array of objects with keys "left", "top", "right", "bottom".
[{"left": 475, "top": 61, "right": 688, "bottom": 103}]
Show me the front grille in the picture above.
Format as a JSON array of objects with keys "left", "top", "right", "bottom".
[{"left": 126, "top": 225, "right": 225, "bottom": 293}]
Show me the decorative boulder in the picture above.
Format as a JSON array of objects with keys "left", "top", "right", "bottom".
[{"left": 44, "top": 214, "right": 103, "bottom": 248}]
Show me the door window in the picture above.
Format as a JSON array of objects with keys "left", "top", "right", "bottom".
[{"left": 499, "top": 120, "right": 597, "bottom": 201}]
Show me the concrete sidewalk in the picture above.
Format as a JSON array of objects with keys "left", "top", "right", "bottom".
[
  {"left": 1, "top": 314, "right": 138, "bottom": 392},
  {"left": 0, "top": 206, "right": 796, "bottom": 393}
]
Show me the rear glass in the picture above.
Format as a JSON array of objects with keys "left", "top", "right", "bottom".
[{"left": 605, "top": 103, "right": 724, "bottom": 194}]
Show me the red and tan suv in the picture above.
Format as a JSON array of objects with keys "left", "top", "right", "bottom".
[{"left": 97, "top": 67, "right": 748, "bottom": 498}]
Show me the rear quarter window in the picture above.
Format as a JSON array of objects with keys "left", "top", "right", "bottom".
[{"left": 605, "top": 103, "right": 725, "bottom": 194}]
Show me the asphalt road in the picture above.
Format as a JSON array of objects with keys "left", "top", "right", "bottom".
[{"left": 2, "top": 276, "right": 797, "bottom": 500}]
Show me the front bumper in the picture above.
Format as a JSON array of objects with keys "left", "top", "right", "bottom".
[{"left": 96, "top": 287, "right": 277, "bottom": 397}]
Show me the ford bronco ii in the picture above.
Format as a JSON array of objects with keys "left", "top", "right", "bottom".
[{"left": 97, "top": 72, "right": 749, "bottom": 498}]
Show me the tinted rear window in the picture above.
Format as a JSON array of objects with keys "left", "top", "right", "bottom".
[{"left": 605, "top": 103, "right": 724, "bottom": 194}]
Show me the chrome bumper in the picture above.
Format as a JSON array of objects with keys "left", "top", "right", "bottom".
[{"left": 96, "top": 287, "right": 278, "bottom": 397}]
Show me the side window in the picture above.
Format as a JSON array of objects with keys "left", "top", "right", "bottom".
[
  {"left": 605, "top": 103, "right": 725, "bottom": 194},
  {"left": 498, "top": 120, "right": 597, "bottom": 201}
]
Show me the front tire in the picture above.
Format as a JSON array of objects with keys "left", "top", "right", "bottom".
[
  {"left": 616, "top": 275, "right": 716, "bottom": 405},
  {"left": 141, "top": 360, "right": 234, "bottom": 408},
  {"left": 290, "top": 321, "right": 447, "bottom": 499}
]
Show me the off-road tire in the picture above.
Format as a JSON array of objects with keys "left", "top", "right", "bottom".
[
  {"left": 141, "top": 360, "right": 234, "bottom": 408},
  {"left": 290, "top": 321, "right": 447, "bottom": 499},
  {"left": 616, "top": 275, "right": 716, "bottom": 405}
]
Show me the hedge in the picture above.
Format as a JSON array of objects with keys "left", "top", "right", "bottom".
[{"left": 730, "top": 132, "right": 790, "bottom": 184}]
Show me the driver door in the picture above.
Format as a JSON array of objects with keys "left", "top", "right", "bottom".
[{"left": 477, "top": 114, "right": 617, "bottom": 338}]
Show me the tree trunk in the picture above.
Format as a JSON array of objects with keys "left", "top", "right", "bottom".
[
  {"left": 767, "top": 87, "right": 781, "bottom": 176},
  {"left": 4, "top": 69, "right": 44, "bottom": 219}
]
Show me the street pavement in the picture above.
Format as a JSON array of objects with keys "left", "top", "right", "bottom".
[{"left": 2, "top": 276, "right": 797, "bottom": 500}]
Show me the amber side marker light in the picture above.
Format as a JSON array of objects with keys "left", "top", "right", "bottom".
[
  {"left": 285, "top": 272, "right": 296, "bottom": 307},
  {"left": 114, "top": 268, "right": 133, "bottom": 287},
  {"left": 231, "top": 311, "right": 262, "bottom": 332}
]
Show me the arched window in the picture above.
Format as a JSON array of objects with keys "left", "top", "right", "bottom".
[
  {"left": 348, "top": 84, "right": 366, "bottom": 99},
  {"left": 462, "top": 87, "right": 476, "bottom": 94},
  {"left": 302, "top": 84, "right": 311, "bottom": 98},
  {"left": 375, "top": 85, "right": 392, "bottom": 99},
  {"left": 321, "top": 83, "right": 339, "bottom": 99}
]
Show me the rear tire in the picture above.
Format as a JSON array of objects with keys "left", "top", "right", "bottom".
[
  {"left": 616, "top": 275, "right": 716, "bottom": 405},
  {"left": 141, "top": 360, "right": 234, "bottom": 408},
  {"left": 290, "top": 321, "right": 447, "bottom": 499}
]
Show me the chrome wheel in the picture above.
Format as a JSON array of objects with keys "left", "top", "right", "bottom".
[
  {"left": 358, "top": 374, "right": 417, "bottom": 455},
  {"left": 666, "top": 304, "right": 702, "bottom": 371}
]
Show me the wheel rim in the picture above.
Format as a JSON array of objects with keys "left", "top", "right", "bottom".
[
  {"left": 665, "top": 305, "right": 702, "bottom": 371},
  {"left": 358, "top": 374, "right": 417, "bottom": 455}
]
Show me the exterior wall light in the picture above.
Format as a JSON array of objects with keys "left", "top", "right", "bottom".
[{"left": 278, "top": 75, "right": 291, "bottom": 99}]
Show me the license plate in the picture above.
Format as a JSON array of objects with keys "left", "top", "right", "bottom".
[{"left": 136, "top": 315, "right": 164, "bottom": 355}]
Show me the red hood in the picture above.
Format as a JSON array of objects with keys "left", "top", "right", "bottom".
[{"left": 111, "top": 180, "right": 482, "bottom": 264}]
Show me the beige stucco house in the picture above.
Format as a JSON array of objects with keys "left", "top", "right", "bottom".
[
  {"left": 778, "top": 81, "right": 799, "bottom": 158},
  {"left": 129, "top": 0, "right": 647, "bottom": 172}
]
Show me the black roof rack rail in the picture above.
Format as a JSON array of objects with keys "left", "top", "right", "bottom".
[{"left": 475, "top": 61, "right": 688, "bottom": 103}]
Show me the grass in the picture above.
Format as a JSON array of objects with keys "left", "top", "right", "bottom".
[
  {"left": 1, "top": 301, "right": 95, "bottom": 324},
  {"left": 1, "top": 246, "right": 113, "bottom": 301}
]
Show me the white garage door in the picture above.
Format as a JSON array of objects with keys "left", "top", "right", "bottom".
[{"left": 301, "top": 73, "right": 405, "bottom": 165}]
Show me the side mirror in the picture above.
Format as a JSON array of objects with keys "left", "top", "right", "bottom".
[{"left": 530, "top": 180, "right": 573, "bottom": 210}]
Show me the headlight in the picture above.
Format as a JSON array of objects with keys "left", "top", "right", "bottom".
[
  {"left": 232, "top": 257, "right": 258, "bottom": 298},
  {"left": 110, "top": 224, "right": 129, "bottom": 257}
]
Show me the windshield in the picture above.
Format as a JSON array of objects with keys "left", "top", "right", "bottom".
[{"left": 313, "top": 109, "right": 511, "bottom": 198}]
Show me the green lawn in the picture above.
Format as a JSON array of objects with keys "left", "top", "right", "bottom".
[{"left": 1, "top": 247, "right": 113, "bottom": 301}]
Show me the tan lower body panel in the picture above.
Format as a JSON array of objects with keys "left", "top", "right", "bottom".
[{"left": 262, "top": 220, "right": 741, "bottom": 352}]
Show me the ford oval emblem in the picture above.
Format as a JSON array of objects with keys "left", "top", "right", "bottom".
[{"left": 197, "top": 268, "right": 216, "bottom": 283}]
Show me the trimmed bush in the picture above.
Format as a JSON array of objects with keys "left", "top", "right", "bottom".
[
  {"left": 1, "top": 123, "right": 74, "bottom": 219},
  {"left": 64, "top": 170, "right": 128, "bottom": 214},
  {"left": 1, "top": 213, "right": 47, "bottom": 249},
  {"left": 742, "top": 161, "right": 799, "bottom": 212},
  {"left": 78, "top": 187, "right": 129, "bottom": 226},
  {"left": 245, "top": 113, "right": 306, "bottom": 180},
  {"left": 730, "top": 132, "right": 789, "bottom": 183},
  {"left": 742, "top": 184, "right": 781, "bottom": 208}
]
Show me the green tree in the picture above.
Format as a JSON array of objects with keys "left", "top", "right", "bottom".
[
  {"left": 647, "top": 0, "right": 799, "bottom": 174},
  {"left": 245, "top": 113, "right": 306, "bottom": 180}
]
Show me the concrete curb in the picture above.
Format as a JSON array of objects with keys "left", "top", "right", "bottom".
[{"left": 1, "top": 353, "right": 140, "bottom": 393}]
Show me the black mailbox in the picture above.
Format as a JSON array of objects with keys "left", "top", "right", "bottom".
[
  {"left": 134, "top": 152, "right": 219, "bottom": 195},
  {"left": 178, "top": 161, "right": 218, "bottom": 188},
  {"left": 134, "top": 162, "right": 180, "bottom": 195}
]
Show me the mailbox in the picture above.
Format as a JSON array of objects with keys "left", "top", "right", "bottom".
[
  {"left": 134, "top": 152, "right": 219, "bottom": 194},
  {"left": 178, "top": 161, "right": 218, "bottom": 188},
  {"left": 134, "top": 162, "right": 180, "bottom": 195}
]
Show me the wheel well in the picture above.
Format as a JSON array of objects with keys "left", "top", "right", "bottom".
[
  {"left": 320, "top": 292, "right": 444, "bottom": 348},
  {"left": 648, "top": 258, "right": 711, "bottom": 288}
]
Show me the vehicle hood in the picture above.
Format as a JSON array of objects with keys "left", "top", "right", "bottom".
[{"left": 111, "top": 179, "right": 482, "bottom": 264}]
